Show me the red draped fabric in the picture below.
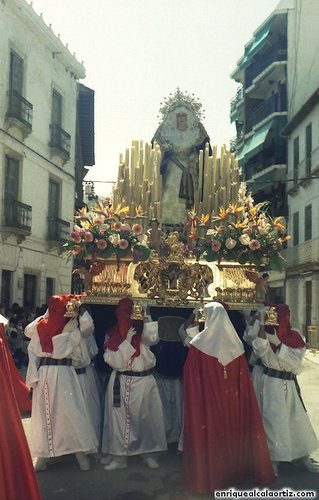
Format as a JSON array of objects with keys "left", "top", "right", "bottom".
[
  {"left": 0, "top": 336, "right": 42, "bottom": 500},
  {"left": 0, "top": 323, "right": 31, "bottom": 416},
  {"left": 182, "top": 347, "right": 275, "bottom": 494}
]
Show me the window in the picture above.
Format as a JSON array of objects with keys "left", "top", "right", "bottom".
[
  {"left": 46, "top": 278, "right": 54, "bottom": 304},
  {"left": 293, "top": 136, "right": 299, "bottom": 185},
  {"left": 1, "top": 270, "right": 12, "bottom": 308},
  {"left": 304, "top": 204, "right": 312, "bottom": 241},
  {"left": 50, "top": 89, "right": 70, "bottom": 158},
  {"left": 24, "top": 274, "right": 36, "bottom": 307},
  {"left": 47, "top": 179, "right": 69, "bottom": 241},
  {"left": 8, "top": 51, "right": 32, "bottom": 129},
  {"left": 52, "top": 90, "right": 62, "bottom": 127},
  {"left": 48, "top": 179, "right": 60, "bottom": 239},
  {"left": 305, "top": 280, "right": 312, "bottom": 340},
  {"left": 9, "top": 51, "right": 23, "bottom": 95},
  {"left": 305, "top": 124, "right": 312, "bottom": 177},
  {"left": 5, "top": 155, "right": 20, "bottom": 226},
  {"left": 293, "top": 211, "right": 299, "bottom": 246}
]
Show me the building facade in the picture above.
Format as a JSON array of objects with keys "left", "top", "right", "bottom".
[
  {"left": 231, "top": 0, "right": 319, "bottom": 337},
  {"left": 0, "top": 0, "right": 92, "bottom": 308}
]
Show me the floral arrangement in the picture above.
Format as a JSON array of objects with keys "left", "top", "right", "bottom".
[
  {"left": 64, "top": 200, "right": 151, "bottom": 265},
  {"left": 198, "top": 183, "right": 290, "bottom": 271}
]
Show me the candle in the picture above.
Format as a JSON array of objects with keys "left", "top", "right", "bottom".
[{"left": 198, "top": 149, "right": 204, "bottom": 209}]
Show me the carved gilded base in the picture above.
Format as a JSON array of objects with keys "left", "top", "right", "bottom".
[{"left": 212, "top": 262, "right": 257, "bottom": 304}]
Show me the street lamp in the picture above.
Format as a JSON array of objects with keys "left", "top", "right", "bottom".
[{"left": 83, "top": 181, "right": 98, "bottom": 202}]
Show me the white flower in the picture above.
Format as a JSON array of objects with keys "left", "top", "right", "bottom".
[
  {"left": 239, "top": 234, "right": 251, "bottom": 245},
  {"left": 109, "top": 234, "right": 120, "bottom": 246},
  {"left": 258, "top": 221, "right": 271, "bottom": 235},
  {"left": 225, "top": 237, "right": 237, "bottom": 250},
  {"left": 137, "top": 234, "right": 148, "bottom": 244}
]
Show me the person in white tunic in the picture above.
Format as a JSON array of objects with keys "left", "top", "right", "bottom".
[
  {"left": 101, "top": 298, "right": 167, "bottom": 470},
  {"left": 25, "top": 295, "right": 98, "bottom": 472},
  {"left": 252, "top": 303, "right": 319, "bottom": 476},
  {"left": 243, "top": 309, "right": 265, "bottom": 406}
]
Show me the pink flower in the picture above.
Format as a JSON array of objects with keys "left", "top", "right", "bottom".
[
  {"left": 98, "top": 231, "right": 105, "bottom": 237},
  {"left": 97, "top": 239, "right": 107, "bottom": 250},
  {"left": 71, "top": 232, "right": 81, "bottom": 243},
  {"left": 119, "top": 239, "right": 129, "bottom": 250},
  {"left": 72, "top": 245, "right": 82, "bottom": 255},
  {"left": 84, "top": 231, "right": 94, "bottom": 242},
  {"left": 225, "top": 237, "right": 237, "bottom": 250},
  {"left": 211, "top": 240, "right": 221, "bottom": 252},
  {"left": 113, "top": 221, "right": 122, "bottom": 231},
  {"left": 248, "top": 239, "right": 261, "bottom": 250},
  {"left": 132, "top": 223, "right": 143, "bottom": 235}
]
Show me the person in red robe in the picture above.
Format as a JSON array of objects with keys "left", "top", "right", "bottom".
[
  {"left": 0, "top": 314, "right": 31, "bottom": 416},
  {"left": 182, "top": 302, "right": 275, "bottom": 494},
  {"left": 0, "top": 317, "right": 42, "bottom": 500}
]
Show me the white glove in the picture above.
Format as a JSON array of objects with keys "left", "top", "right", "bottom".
[
  {"left": 257, "top": 306, "right": 269, "bottom": 325},
  {"left": 126, "top": 327, "right": 137, "bottom": 343}
]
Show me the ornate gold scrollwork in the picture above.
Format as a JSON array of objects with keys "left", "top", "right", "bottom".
[{"left": 134, "top": 232, "right": 213, "bottom": 306}]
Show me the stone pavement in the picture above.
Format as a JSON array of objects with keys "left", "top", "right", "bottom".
[{"left": 22, "top": 354, "right": 319, "bottom": 500}]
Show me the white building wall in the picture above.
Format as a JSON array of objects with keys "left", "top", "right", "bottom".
[
  {"left": 287, "top": 0, "right": 319, "bottom": 119},
  {"left": 0, "top": 0, "right": 86, "bottom": 308},
  {"left": 285, "top": 2, "right": 319, "bottom": 337}
]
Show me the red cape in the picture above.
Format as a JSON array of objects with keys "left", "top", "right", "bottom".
[
  {"left": 0, "top": 324, "right": 31, "bottom": 416},
  {"left": 182, "top": 347, "right": 275, "bottom": 493},
  {"left": 0, "top": 337, "right": 42, "bottom": 500}
]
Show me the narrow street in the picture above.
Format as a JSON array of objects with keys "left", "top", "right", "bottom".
[{"left": 22, "top": 355, "right": 319, "bottom": 500}]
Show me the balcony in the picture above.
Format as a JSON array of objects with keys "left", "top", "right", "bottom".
[
  {"left": 50, "top": 124, "right": 71, "bottom": 161},
  {"left": 47, "top": 217, "right": 70, "bottom": 243},
  {"left": 287, "top": 146, "right": 319, "bottom": 195},
  {"left": 286, "top": 238, "right": 319, "bottom": 274},
  {"left": 2, "top": 197, "right": 32, "bottom": 242},
  {"left": 6, "top": 90, "right": 33, "bottom": 137},
  {"left": 246, "top": 93, "right": 287, "bottom": 133},
  {"left": 230, "top": 86, "right": 244, "bottom": 122},
  {"left": 245, "top": 45, "right": 287, "bottom": 88}
]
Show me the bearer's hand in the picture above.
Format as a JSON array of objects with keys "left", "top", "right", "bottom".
[{"left": 126, "top": 327, "right": 137, "bottom": 343}]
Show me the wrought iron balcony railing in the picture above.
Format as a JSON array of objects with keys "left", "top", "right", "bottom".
[
  {"left": 245, "top": 93, "right": 287, "bottom": 133},
  {"left": 50, "top": 124, "right": 71, "bottom": 159},
  {"left": 246, "top": 44, "right": 287, "bottom": 88},
  {"left": 4, "top": 197, "right": 32, "bottom": 233},
  {"left": 47, "top": 216, "right": 70, "bottom": 242},
  {"left": 6, "top": 90, "right": 33, "bottom": 129}
]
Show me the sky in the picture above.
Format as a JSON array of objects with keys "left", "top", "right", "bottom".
[{"left": 31, "top": 0, "right": 280, "bottom": 196}]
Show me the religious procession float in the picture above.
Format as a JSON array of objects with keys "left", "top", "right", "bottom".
[{"left": 63, "top": 89, "right": 289, "bottom": 353}]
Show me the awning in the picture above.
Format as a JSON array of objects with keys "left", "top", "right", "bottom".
[
  {"left": 239, "top": 28, "right": 270, "bottom": 70},
  {"left": 236, "top": 121, "right": 273, "bottom": 163},
  {"left": 248, "top": 170, "right": 276, "bottom": 195}
]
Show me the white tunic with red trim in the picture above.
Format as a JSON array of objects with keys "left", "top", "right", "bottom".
[
  {"left": 25, "top": 317, "right": 98, "bottom": 458},
  {"left": 252, "top": 337, "right": 318, "bottom": 462},
  {"left": 102, "top": 322, "right": 167, "bottom": 456}
]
